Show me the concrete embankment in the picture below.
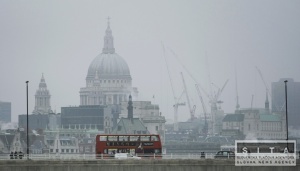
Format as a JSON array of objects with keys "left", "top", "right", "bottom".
[{"left": 0, "top": 159, "right": 299, "bottom": 171}]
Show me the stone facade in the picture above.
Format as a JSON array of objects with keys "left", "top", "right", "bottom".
[{"left": 222, "top": 108, "right": 286, "bottom": 140}]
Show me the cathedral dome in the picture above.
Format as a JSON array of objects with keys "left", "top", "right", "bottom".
[
  {"left": 86, "top": 19, "right": 131, "bottom": 80},
  {"left": 80, "top": 19, "right": 138, "bottom": 106},
  {"left": 87, "top": 53, "right": 131, "bottom": 80}
]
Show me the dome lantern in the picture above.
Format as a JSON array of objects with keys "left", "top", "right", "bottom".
[{"left": 102, "top": 17, "right": 115, "bottom": 54}]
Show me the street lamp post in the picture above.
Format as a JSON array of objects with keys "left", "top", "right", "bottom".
[
  {"left": 26, "top": 81, "right": 29, "bottom": 159},
  {"left": 284, "top": 80, "right": 288, "bottom": 141}
]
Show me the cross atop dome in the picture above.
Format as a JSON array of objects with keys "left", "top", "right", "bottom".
[{"left": 107, "top": 16, "right": 110, "bottom": 27}]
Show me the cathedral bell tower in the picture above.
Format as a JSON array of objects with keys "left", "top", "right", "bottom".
[{"left": 33, "top": 74, "right": 52, "bottom": 114}]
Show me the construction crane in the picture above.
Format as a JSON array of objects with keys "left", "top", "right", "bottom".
[
  {"left": 173, "top": 91, "right": 186, "bottom": 131},
  {"left": 255, "top": 66, "right": 271, "bottom": 97},
  {"left": 209, "top": 79, "right": 229, "bottom": 134},
  {"left": 180, "top": 72, "right": 196, "bottom": 121},
  {"left": 162, "top": 43, "right": 185, "bottom": 131},
  {"left": 195, "top": 84, "right": 208, "bottom": 136},
  {"left": 168, "top": 48, "right": 210, "bottom": 98},
  {"left": 215, "top": 80, "right": 229, "bottom": 102},
  {"left": 204, "top": 56, "right": 229, "bottom": 106},
  {"left": 166, "top": 48, "right": 229, "bottom": 134},
  {"left": 255, "top": 66, "right": 281, "bottom": 111},
  {"left": 208, "top": 80, "right": 229, "bottom": 109}
]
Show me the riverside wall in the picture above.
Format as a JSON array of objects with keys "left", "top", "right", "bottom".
[{"left": 0, "top": 159, "right": 299, "bottom": 171}]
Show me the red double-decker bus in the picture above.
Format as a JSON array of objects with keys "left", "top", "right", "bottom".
[{"left": 95, "top": 134, "right": 162, "bottom": 158}]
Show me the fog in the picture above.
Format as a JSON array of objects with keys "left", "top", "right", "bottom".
[{"left": 0, "top": 0, "right": 299, "bottom": 123}]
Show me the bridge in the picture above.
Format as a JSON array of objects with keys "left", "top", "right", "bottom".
[
  {"left": 0, "top": 154, "right": 299, "bottom": 171},
  {"left": 1, "top": 159, "right": 299, "bottom": 171}
]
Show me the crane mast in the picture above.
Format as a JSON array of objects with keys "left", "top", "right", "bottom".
[
  {"left": 255, "top": 66, "right": 282, "bottom": 111},
  {"left": 195, "top": 84, "right": 208, "bottom": 136},
  {"left": 256, "top": 66, "right": 271, "bottom": 97},
  {"left": 173, "top": 91, "right": 185, "bottom": 131},
  {"left": 180, "top": 72, "right": 196, "bottom": 121},
  {"left": 209, "top": 79, "right": 229, "bottom": 134},
  {"left": 162, "top": 43, "right": 185, "bottom": 131}
]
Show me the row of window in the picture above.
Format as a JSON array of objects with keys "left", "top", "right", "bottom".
[
  {"left": 36, "top": 91, "right": 49, "bottom": 95},
  {"left": 80, "top": 95, "right": 125, "bottom": 105},
  {"left": 37, "top": 98, "right": 49, "bottom": 107},
  {"left": 225, "top": 122, "right": 243, "bottom": 126},
  {"left": 50, "top": 149, "right": 78, "bottom": 153},
  {"left": 89, "top": 79, "right": 129, "bottom": 84},
  {"left": 79, "top": 146, "right": 95, "bottom": 153},
  {"left": 258, "top": 132, "right": 285, "bottom": 138},
  {"left": 99, "top": 135, "right": 159, "bottom": 142},
  {"left": 103, "top": 148, "right": 161, "bottom": 154},
  {"left": 261, "top": 122, "right": 282, "bottom": 131}
]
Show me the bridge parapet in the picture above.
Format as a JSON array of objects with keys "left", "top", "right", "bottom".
[{"left": 0, "top": 159, "right": 299, "bottom": 171}]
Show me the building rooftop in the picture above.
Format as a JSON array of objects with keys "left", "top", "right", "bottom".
[
  {"left": 260, "top": 114, "right": 281, "bottom": 122},
  {"left": 223, "top": 114, "right": 244, "bottom": 122},
  {"left": 111, "top": 118, "right": 149, "bottom": 134}
]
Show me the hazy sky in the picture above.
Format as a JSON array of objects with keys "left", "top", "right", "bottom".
[{"left": 0, "top": 0, "right": 299, "bottom": 123}]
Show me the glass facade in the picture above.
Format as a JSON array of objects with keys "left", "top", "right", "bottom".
[
  {"left": 61, "top": 105, "right": 106, "bottom": 130},
  {"left": 0, "top": 101, "right": 11, "bottom": 122},
  {"left": 272, "top": 78, "right": 300, "bottom": 128}
]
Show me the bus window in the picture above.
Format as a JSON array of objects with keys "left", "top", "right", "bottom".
[
  {"left": 155, "top": 149, "right": 161, "bottom": 153},
  {"left": 151, "top": 136, "right": 159, "bottom": 141},
  {"left": 130, "top": 136, "right": 139, "bottom": 141},
  {"left": 119, "top": 136, "right": 128, "bottom": 141},
  {"left": 144, "top": 149, "right": 154, "bottom": 153},
  {"left": 140, "top": 136, "right": 150, "bottom": 141},
  {"left": 220, "top": 145, "right": 235, "bottom": 151},
  {"left": 104, "top": 149, "right": 108, "bottom": 154},
  {"left": 130, "top": 149, "right": 135, "bottom": 154},
  {"left": 108, "top": 136, "right": 118, "bottom": 141},
  {"left": 108, "top": 149, "right": 117, "bottom": 154},
  {"left": 99, "top": 136, "right": 107, "bottom": 141},
  {"left": 118, "top": 149, "right": 128, "bottom": 153}
]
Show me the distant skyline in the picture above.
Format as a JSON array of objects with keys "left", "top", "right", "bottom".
[{"left": 0, "top": 0, "right": 299, "bottom": 123}]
